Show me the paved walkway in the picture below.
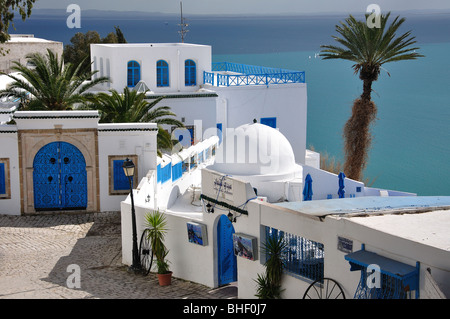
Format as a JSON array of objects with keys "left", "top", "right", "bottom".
[{"left": 0, "top": 211, "right": 237, "bottom": 299}]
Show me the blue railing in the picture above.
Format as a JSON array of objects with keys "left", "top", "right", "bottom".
[{"left": 203, "top": 62, "right": 305, "bottom": 87}]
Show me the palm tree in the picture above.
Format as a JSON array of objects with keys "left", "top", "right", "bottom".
[
  {"left": 84, "top": 87, "right": 184, "bottom": 156},
  {"left": 0, "top": 49, "right": 109, "bottom": 110},
  {"left": 320, "top": 12, "right": 423, "bottom": 181}
]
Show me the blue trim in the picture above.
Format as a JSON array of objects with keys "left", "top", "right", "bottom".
[
  {"left": 160, "top": 163, "right": 171, "bottom": 183},
  {"left": 113, "top": 160, "right": 131, "bottom": 191},
  {"left": 0, "top": 163, "right": 5, "bottom": 195},
  {"left": 204, "top": 62, "right": 305, "bottom": 87},
  {"left": 157, "top": 60, "right": 169, "bottom": 87},
  {"left": 127, "top": 60, "right": 140, "bottom": 87},
  {"left": 172, "top": 162, "right": 182, "bottom": 182},
  {"left": 216, "top": 123, "right": 222, "bottom": 144},
  {"left": 185, "top": 59, "right": 196, "bottom": 86},
  {"left": 157, "top": 164, "right": 162, "bottom": 183}
]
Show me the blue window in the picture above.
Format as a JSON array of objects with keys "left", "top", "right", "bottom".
[
  {"left": 0, "top": 163, "right": 5, "bottom": 195},
  {"left": 157, "top": 60, "right": 169, "bottom": 87},
  {"left": 113, "top": 160, "right": 131, "bottom": 191},
  {"left": 260, "top": 117, "right": 277, "bottom": 129},
  {"left": 127, "top": 61, "right": 141, "bottom": 87},
  {"left": 172, "top": 162, "right": 182, "bottom": 182},
  {"left": 185, "top": 59, "right": 196, "bottom": 86}
]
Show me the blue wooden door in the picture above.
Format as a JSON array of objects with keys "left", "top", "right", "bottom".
[
  {"left": 33, "top": 142, "right": 87, "bottom": 211},
  {"left": 217, "top": 214, "right": 237, "bottom": 286}
]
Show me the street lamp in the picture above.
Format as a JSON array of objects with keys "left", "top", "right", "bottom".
[{"left": 122, "top": 158, "right": 142, "bottom": 274}]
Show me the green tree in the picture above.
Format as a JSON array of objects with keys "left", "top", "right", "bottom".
[
  {"left": 0, "top": 49, "right": 109, "bottom": 110},
  {"left": 0, "top": 0, "right": 36, "bottom": 43},
  {"left": 63, "top": 27, "right": 127, "bottom": 74},
  {"left": 320, "top": 13, "right": 423, "bottom": 181},
  {"left": 84, "top": 87, "right": 184, "bottom": 156}
]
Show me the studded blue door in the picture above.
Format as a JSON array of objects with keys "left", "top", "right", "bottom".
[
  {"left": 33, "top": 142, "right": 87, "bottom": 211},
  {"left": 217, "top": 214, "right": 237, "bottom": 286}
]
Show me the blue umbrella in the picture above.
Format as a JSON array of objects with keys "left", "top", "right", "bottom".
[
  {"left": 303, "top": 174, "right": 313, "bottom": 201},
  {"left": 338, "top": 172, "right": 346, "bottom": 198}
]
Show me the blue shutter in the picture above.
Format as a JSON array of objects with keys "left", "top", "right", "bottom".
[
  {"left": 113, "top": 160, "right": 131, "bottom": 190},
  {"left": 0, "top": 163, "right": 5, "bottom": 194}
]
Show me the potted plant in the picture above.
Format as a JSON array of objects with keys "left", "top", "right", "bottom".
[
  {"left": 255, "top": 235, "right": 287, "bottom": 299},
  {"left": 144, "top": 210, "right": 172, "bottom": 286}
]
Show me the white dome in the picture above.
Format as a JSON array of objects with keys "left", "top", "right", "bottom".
[{"left": 211, "top": 123, "right": 297, "bottom": 176}]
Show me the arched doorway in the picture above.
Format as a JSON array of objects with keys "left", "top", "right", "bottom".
[
  {"left": 217, "top": 214, "right": 237, "bottom": 286},
  {"left": 33, "top": 141, "right": 87, "bottom": 211}
]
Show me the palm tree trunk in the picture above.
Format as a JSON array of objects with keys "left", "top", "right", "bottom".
[{"left": 343, "top": 79, "right": 377, "bottom": 181}]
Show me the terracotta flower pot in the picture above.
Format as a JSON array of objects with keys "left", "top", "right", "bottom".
[{"left": 157, "top": 271, "right": 173, "bottom": 286}]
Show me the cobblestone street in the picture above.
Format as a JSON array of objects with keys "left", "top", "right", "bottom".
[{"left": 0, "top": 212, "right": 237, "bottom": 299}]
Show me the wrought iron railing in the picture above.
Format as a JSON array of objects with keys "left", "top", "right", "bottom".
[
  {"left": 265, "top": 226, "right": 324, "bottom": 282},
  {"left": 203, "top": 62, "right": 305, "bottom": 87}
]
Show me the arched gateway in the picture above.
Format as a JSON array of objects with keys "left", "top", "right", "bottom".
[{"left": 33, "top": 141, "right": 87, "bottom": 211}]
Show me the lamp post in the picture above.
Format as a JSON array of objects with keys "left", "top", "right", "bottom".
[{"left": 122, "top": 158, "right": 142, "bottom": 274}]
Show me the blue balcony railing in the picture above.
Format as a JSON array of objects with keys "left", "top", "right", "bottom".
[{"left": 203, "top": 62, "right": 305, "bottom": 87}]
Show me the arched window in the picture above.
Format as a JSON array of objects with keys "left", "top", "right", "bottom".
[
  {"left": 157, "top": 60, "right": 169, "bottom": 87},
  {"left": 185, "top": 59, "right": 196, "bottom": 86},
  {"left": 127, "top": 61, "right": 140, "bottom": 87}
]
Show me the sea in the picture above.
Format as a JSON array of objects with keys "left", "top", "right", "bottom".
[{"left": 10, "top": 9, "right": 450, "bottom": 196}]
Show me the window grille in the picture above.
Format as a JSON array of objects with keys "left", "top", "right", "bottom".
[
  {"left": 127, "top": 61, "right": 140, "bottom": 87},
  {"left": 157, "top": 60, "right": 169, "bottom": 87},
  {"left": 265, "top": 226, "right": 324, "bottom": 282}
]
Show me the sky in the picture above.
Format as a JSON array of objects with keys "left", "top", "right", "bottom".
[{"left": 34, "top": 0, "right": 450, "bottom": 15}]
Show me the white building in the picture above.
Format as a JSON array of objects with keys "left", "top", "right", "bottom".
[
  {"left": 90, "top": 43, "right": 307, "bottom": 162},
  {"left": 1, "top": 40, "right": 448, "bottom": 299},
  {"left": 0, "top": 111, "right": 158, "bottom": 215},
  {"left": 0, "top": 34, "right": 63, "bottom": 74},
  {"left": 120, "top": 122, "right": 449, "bottom": 299}
]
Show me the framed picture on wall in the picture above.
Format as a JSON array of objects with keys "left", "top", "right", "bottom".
[
  {"left": 233, "top": 233, "right": 258, "bottom": 261},
  {"left": 187, "top": 222, "right": 208, "bottom": 246}
]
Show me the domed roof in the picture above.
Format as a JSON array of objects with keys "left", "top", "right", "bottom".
[{"left": 210, "top": 123, "right": 296, "bottom": 176}]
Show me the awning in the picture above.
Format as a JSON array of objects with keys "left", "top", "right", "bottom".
[{"left": 345, "top": 249, "right": 419, "bottom": 290}]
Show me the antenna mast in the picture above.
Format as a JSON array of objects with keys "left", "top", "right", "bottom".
[{"left": 178, "top": 1, "right": 189, "bottom": 43}]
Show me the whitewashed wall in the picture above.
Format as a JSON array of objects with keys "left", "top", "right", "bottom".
[
  {"left": 98, "top": 123, "right": 158, "bottom": 212},
  {"left": 122, "top": 168, "right": 449, "bottom": 299},
  {"left": 0, "top": 126, "right": 20, "bottom": 215},
  {"left": 91, "top": 43, "right": 212, "bottom": 93},
  {"left": 213, "top": 83, "right": 308, "bottom": 164}
]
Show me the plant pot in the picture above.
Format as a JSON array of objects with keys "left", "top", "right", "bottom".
[{"left": 157, "top": 271, "right": 173, "bottom": 286}]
